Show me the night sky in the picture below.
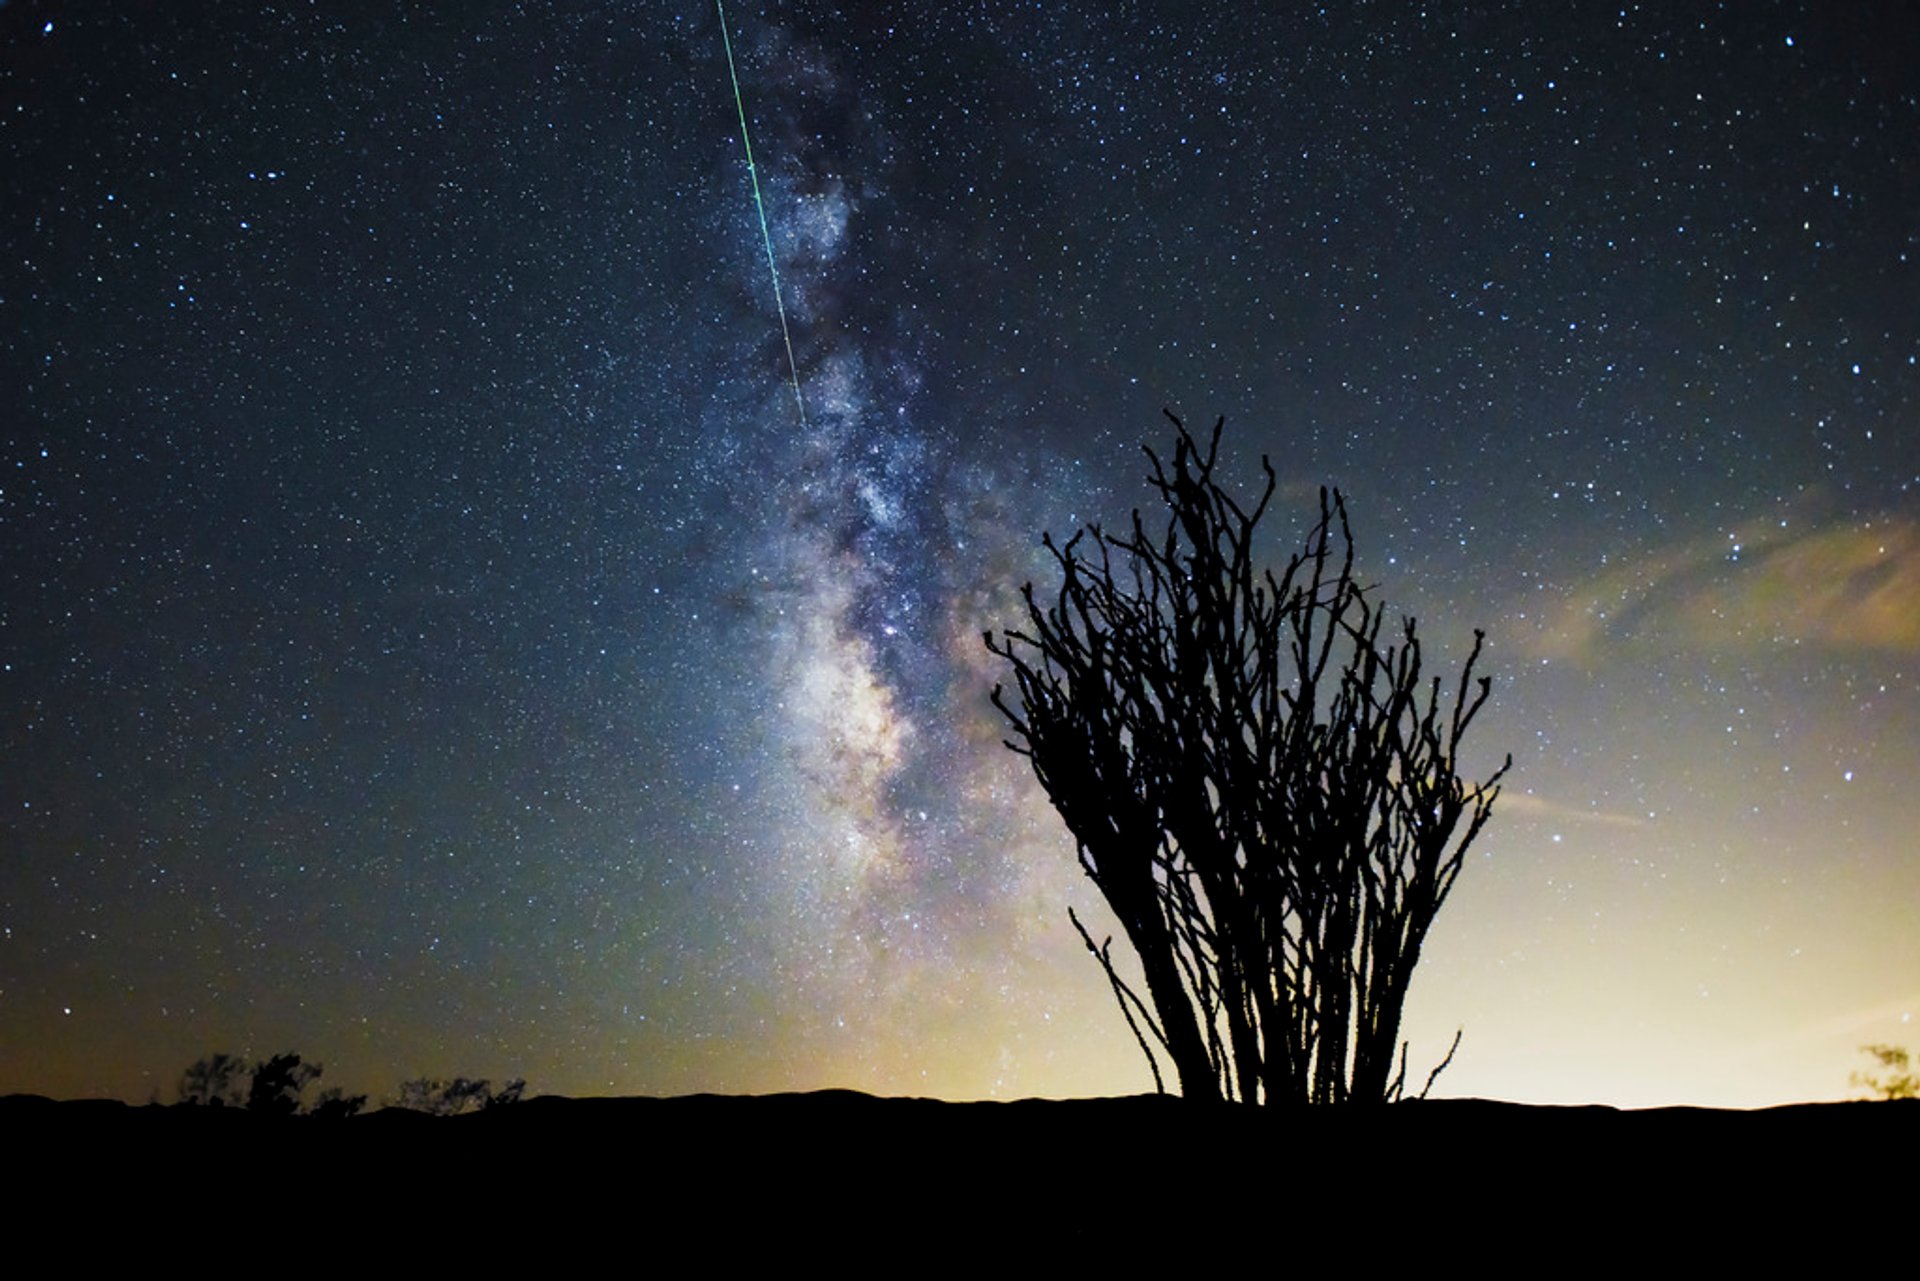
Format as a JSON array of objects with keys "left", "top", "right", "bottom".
[{"left": 4, "top": 2, "right": 1916, "bottom": 1109}]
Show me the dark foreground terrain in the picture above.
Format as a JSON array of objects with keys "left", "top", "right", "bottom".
[{"left": 8, "top": 1091, "right": 1906, "bottom": 1256}]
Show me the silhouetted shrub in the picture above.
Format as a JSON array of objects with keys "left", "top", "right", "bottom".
[
  {"left": 246, "top": 1052, "right": 320, "bottom": 1115},
  {"left": 178, "top": 1052, "right": 251, "bottom": 1108},
  {"left": 1853, "top": 1045, "right": 1919, "bottom": 1100},
  {"left": 988, "top": 414, "right": 1507, "bottom": 1104},
  {"left": 307, "top": 1086, "right": 369, "bottom": 1119},
  {"left": 176, "top": 1050, "right": 363, "bottom": 1117},
  {"left": 393, "top": 1076, "right": 526, "bottom": 1116}
]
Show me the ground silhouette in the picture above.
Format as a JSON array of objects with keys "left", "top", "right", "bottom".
[{"left": 5, "top": 1088, "right": 1910, "bottom": 1254}]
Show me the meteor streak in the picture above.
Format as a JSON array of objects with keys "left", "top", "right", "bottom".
[{"left": 716, "top": 0, "right": 808, "bottom": 427}]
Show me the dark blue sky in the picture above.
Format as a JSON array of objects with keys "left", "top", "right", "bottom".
[{"left": 4, "top": 1, "right": 1916, "bottom": 1106}]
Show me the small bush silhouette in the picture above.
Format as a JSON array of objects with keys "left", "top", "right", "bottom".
[
  {"left": 246, "top": 1051, "right": 321, "bottom": 1116},
  {"left": 178, "top": 1052, "right": 251, "bottom": 1108},
  {"left": 1852, "top": 1044, "right": 1919, "bottom": 1100},
  {"left": 393, "top": 1076, "right": 526, "bottom": 1116},
  {"left": 176, "top": 1051, "right": 364, "bottom": 1117},
  {"left": 307, "top": 1086, "right": 370, "bottom": 1119}
]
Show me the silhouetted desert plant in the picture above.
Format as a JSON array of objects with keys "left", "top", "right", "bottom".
[
  {"left": 178, "top": 1052, "right": 251, "bottom": 1108},
  {"left": 988, "top": 413, "right": 1508, "bottom": 1105},
  {"left": 307, "top": 1086, "right": 369, "bottom": 1119},
  {"left": 247, "top": 1051, "right": 320, "bottom": 1116},
  {"left": 393, "top": 1075, "right": 526, "bottom": 1115},
  {"left": 1852, "top": 1044, "right": 1919, "bottom": 1100},
  {"left": 176, "top": 1050, "right": 363, "bottom": 1116}
]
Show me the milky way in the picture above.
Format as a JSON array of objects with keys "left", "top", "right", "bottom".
[{"left": 3, "top": 3, "right": 1916, "bottom": 1107}]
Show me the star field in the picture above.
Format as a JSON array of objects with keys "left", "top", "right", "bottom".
[{"left": 2, "top": 2, "right": 1916, "bottom": 1107}]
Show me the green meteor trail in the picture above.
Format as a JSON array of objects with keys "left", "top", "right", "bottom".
[{"left": 717, "top": 0, "right": 808, "bottom": 428}]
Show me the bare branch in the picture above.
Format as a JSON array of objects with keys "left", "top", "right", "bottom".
[{"left": 985, "top": 415, "right": 1506, "bottom": 1105}]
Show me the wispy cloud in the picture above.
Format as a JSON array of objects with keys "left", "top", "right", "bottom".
[
  {"left": 1498, "top": 791, "right": 1648, "bottom": 829},
  {"left": 1519, "top": 514, "right": 1920, "bottom": 664}
]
